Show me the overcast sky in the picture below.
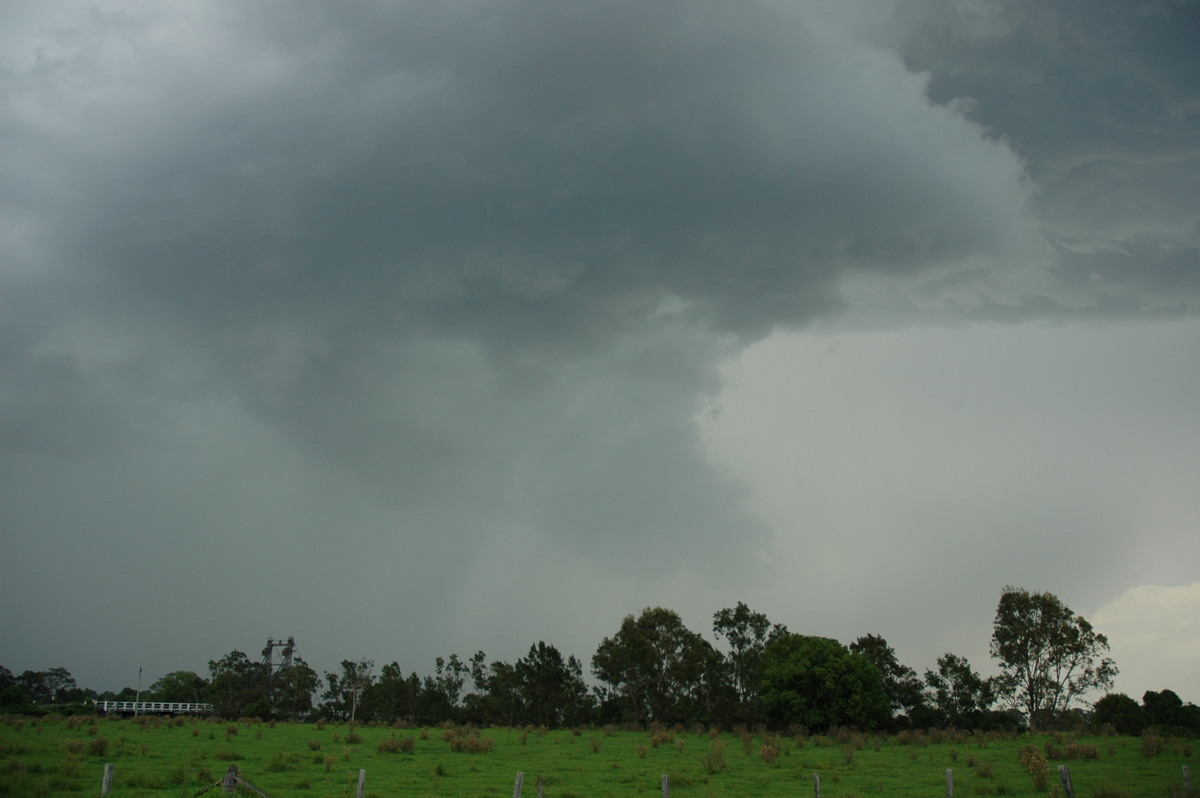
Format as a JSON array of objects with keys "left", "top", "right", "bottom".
[{"left": 2, "top": 0, "right": 1198, "bottom": 707}]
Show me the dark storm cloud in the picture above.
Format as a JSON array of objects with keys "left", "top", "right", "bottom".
[
  {"left": 3, "top": 0, "right": 1196, "bottom": 690},
  {"left": 1, "top": 3, "right": 1035, "bottom": 528},
  {"left": 892, "top": 0, "right": 1200, "bottom": 313}
]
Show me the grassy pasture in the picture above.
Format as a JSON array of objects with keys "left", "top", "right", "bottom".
[{"left": 0, "top": 715, "right": 1195, "bottom": 797}]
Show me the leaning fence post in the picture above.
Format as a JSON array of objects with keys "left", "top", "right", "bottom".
[
  {"left": 946, "top": 768, "right": 953, "bottom": 797},
  {"left": 356, "top": 768, "right": 366, "bottom": 798},
  {"left": 223, "top": 764, "right": 239, "bottom": 793},
  {"left": 1058, "top": 765, "right": 1075, "bottom": 798},
  {"left": 1184, "top": 765, "right": 1192, "bottom": 797},
  {"left": 513, "top": 770, "right": 524, "bottom": 798},
  {"left": 661, "top": 773, "right": 670, "bottom": 797},
  {"left": 101, "top": 763, "right": 114, "bottom": 796},
  {"left": 814, "top": 772, "right": 821, "bottom": 797}
]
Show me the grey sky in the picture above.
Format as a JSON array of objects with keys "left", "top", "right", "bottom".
[{"left": 2, "top": 0, "right": 1198, "bottom": 705}]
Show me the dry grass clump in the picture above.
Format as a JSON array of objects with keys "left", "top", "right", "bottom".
[
  {"left": 442, "top": 727, "right": 493, "bottom": 753},
  {"left": 701, "top": 740, "right": 728, "bottom": 774},
  {"left": 1019, "top": 744, "right": 1050, "bottom": 790},
  {"left": 376, "top": 736, "right": 415, "bottom": 754},
  {"left": 1140, "top": 729, "right": 1165, "bottom": 758}
]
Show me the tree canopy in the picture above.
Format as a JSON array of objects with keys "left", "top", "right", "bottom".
[
  {"left": 760, "top": 634, "right": 891, "bottom": 731},
  {"left": 990, "top": 586, "right": 1117, "bottom": 730}
]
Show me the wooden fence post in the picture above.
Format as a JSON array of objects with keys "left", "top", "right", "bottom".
[
  {"left": 1184, "top": 765, "right": 1192, "bottom": 797},
  {"left": 1058, "top": 765, "right": 1075, "bottom": 798},
  {"left": 814, "top": 772, "right": 821, "bottom": 798},
  {"left": 100, "top": 762, "right": 114, "bottom": 796},
  {"left": 513, "top": 770, "right": 524, "bottom": 798},
  {"left": 946, "top": 768, "right": 953, "bottom": 797},
  {"left": 661, "top": 773, "right": 670, "bottom": 798},
  {"left": 356, "top": 768, "right": 366, "bottom": 798},
  {"left": 536, "top": 774, "right": 545, "bottom": 798},
  {"left": 223, "top": 764, "right": 239, "bottom": 793}
]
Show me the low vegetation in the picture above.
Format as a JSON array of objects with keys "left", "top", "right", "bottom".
[{"left": 0, "top": 714, "right": 1195, "bottom": 797}]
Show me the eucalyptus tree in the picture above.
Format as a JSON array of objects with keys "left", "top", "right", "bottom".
[
  {"left": 593, "top": 607, "right": 716, "bottom": 726},
  {"left": 990, "top": 586, "right": 1116, "bottom": 731},
  {"left": 924, "top": 652, "right": 994, "bottom": 728},
  {"left": 850, "top": 634, "right": 925, "bottom": 720},
  {"left": 712, "top": 602, "right": 788, "bottom": 724}
]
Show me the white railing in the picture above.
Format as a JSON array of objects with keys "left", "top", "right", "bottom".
[{"left": 94, "top": 700, "right": 214, "bottom": 714}]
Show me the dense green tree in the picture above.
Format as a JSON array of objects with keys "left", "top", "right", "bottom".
[
  {"left": 0, "top": 665, "right": 29, "bottom": 710},
  {"left": 516, "top": 642, "right": 594, "bottom": 727},
  {"left": 850, "top": 634, "right": 925, "bottom": 720},
  {"left": 148, "top": 671, "right": 209, "bottom": 703},
  {"left": 207, "top": 651, "right": 266, "bottom": 719},
  {"left": 923, "top": 652, "right": 994, "bottom": 728},
  {"left": 990, "top": 586, "right": 1117, "bottom": 731},
  {"left": 414, "top": 653, "right": 469, "bottom": 723},
  {"left": 593, "top": 607, "right": 715, "bottom": 726},
  {"left": 1092, "top": 692, "right": 1147, "bottom": 735},
  {"left": 712, "top": 602, "right": 787, "bottom": 725},
  {"left": 15, "top": 668, "right": 80, "bottom": 704},
  {"left": 463, "top": 657, "right": 523, "bottom": 726},
  {"left": 270, "top": 657, "right": 319, "bottom": 718},
  {"left": 1141, "top": 689, "right": 1200, "bottom": 734},
  {"left": 361, "top": 662, "right": 422, "bottom": 724},
  {"left": 760, "top": 634, "right": 891, "bottom": 731}
]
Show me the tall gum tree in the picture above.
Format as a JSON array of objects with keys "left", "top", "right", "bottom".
[{"left": 990, "top": 586, "right": 1116, "bottom": 731}]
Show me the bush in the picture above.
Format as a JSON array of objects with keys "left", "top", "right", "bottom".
[
  {"left": 377, "top": 736, "right": 415, "bottom": 754},
  {"left": 1019, "top": 745, "right": 1050, "bottom": 791},
  {"left": 1141, "top": 730, "right": 1165, "bottom": 758},
  {"left": 701, "top": 740, "right": 728, "bottom": 774},
  {"left": 267, "top": 752, "right": 297, "bottom": 772}
]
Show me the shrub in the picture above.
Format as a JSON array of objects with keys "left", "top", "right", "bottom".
[
  {"left": 377, "top": 736, "right": 415, "bottom": 754},
  {"left": 1141, "top": 730, "right": 1165, "bottom": 758},
  {"left": 702, "top": 740, "right": 728, "bottom": 774},
  {"left": 64, "top": 739, "right": 85, "bottom": 755},
  {"left": 344, "top": 730, "right": 362, "bottom": 744},
  {"left": 87, "top": 737, "right": 109, "bottom": 756},
  {"left": 1019, "top": 745, "right": 1050, "bottom": 791},
  {"left": 267, "top": 752, "right": 297, "bottom": 772},
  {"left": 589, "top": 737, "right": 602, "bottom": 753},
  {"left": 1066, "top": 740, "right": 1098, "bottom": 760},
  {"left": 308, "top": 739, "right": 321, "bottom": 751},
  {"left": 973, "top": 760, "right": 994, "bottom": 778},
  {"left": 760, "top": 744, "right": 780, "bottom": 764}
]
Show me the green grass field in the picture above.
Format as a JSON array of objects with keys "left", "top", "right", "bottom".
[{"left": 1, "top": 715, "right": 1195, "bottom": 797}]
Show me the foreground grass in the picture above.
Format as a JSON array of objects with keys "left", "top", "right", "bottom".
[{"left": 0, "top": 715, "right": 1195, "bottom": 797}]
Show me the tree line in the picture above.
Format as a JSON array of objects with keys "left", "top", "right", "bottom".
[{"left": 4, "top": 587, "right": 1197, "bottom": 735}]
